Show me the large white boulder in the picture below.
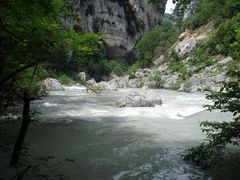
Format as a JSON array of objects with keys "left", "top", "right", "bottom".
[
  {"left": 116, "top": 87, "right": 162, "bottom": 107},
  {"left": 77, "top": 72, "right": 86, "bottom": 81},
  {"left": 41, "top": 78, "right": 65, "bottom": 91}
]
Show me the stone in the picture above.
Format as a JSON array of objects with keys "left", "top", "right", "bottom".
[
  {"left": 128, "top": 79, "right": 139, "bottom": 88},
  {"left": 77, "top": 72, "right": 86, "bottom": 81},
  {"left": 144, "top": 81, "right": 161, "bottom": 89},
  {"left": 72, "top": 0, "right": 167, "bottom": 58},
  {"left": 189, "top": 75, "right": 202, "bottom": 86},
  {"left": 41, "top": 78, "right": 65, "bottom": 91},
  {"left": 157, "top": 63, "right": 168, "bottom": 73},
  {"left": 118, "top": 75, "right": 129, "bottom": 88},
  {"left": 116, "top": 87, "right": 162, "bottom": 107},
  {"left": 86, "top": 79, "right": 97, "bottom": 85},
  {"left": 108, "top": 79, "right": 119, "bottom": 89},
  {"left": 217, "top": 56, "right": 233, "bottom": 65},
  {"left": 97, "top": 81, "right": 117, "bottom": 90},
  {"left": 214, "top": 74, "right": 226, "bottom": 83},
  {"left": 153, "top": 55, "right": 165, "bottom": 66},
  {"left": 142, "top": 68, "right": 152, "bottom": 76},
  {"left": 174, "top": 32, "right": 206, "bottom": 58},
  {"left": 135, "top": 71, "right": 145, "bottom": 78},
  {"left": 162, "top": 75, "right": 180, "bottom": 89}
]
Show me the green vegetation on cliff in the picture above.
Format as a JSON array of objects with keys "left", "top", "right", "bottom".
[{"left": 136, "top": 20, "right": 179, "bottom": 67}]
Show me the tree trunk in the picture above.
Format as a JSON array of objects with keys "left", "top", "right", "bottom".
[{"left": 10, "top": 92, "right": 31, "bottom": 166}]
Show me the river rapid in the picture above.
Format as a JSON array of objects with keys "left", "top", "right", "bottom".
[{"left": 2, "top": 87, "right": 239, "bottom": 179}]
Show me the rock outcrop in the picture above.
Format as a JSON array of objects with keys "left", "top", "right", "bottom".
[
  {"left": 71, "top": 0, "right": 167, "bottom": 58},
  {"left": 41, "top": 78, "right": 65, "bottom": 91},
  {"left": 116, "top": 87, "right": 162, "bottom": 107},
  {"left": 174, "top": 31, "right": 206, "bottom": 58}
]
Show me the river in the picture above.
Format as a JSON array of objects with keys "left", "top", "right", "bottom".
[{"left": 1, "top": 88, "right": 239, "bottom": 179}]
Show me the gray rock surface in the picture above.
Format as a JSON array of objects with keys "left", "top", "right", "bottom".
[
  {"left": 71, "top": 0, "right": 167, "bottom": 58},
  {"left": 116, "top": 87, "right": 162, "bottom": 107},
  {"left": 41, "top": 78, "right": 65, "bottom": 91},
  {"left": 217, "top": 56, "right": 233, "bottom": 65},
  {"left": 86, "top": 79, "right": 97, "bottom": 85},
  {"left": 162, "top": 75, "right": 180, "bottom": 89},
  {"left": 174, "top": 32, "right": 206, "bottom": 58},
  {"left": 77, "top": 72, "right": 86, "bottom": 81}
]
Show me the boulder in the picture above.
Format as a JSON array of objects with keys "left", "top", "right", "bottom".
[
  {"left": 86, "top": 79, "right": 97, "bottom": 85},
  {"left": 162, "top": 75, "right": 180, "bottom": 89},
  {"left": 97, "top": 81, "right": 118, "bottom": 90},
  {"left": 135, "top": 71, "right": 145, "bottom": 78},
  {"left": 142, "top": 68, "right": 152, "bottom": 76},
  {"left": 41, "top": 78, "right": 65, "bottom": 91},
  {"left": 128, "top": 79, "right": 139, "bottom": 88},
  {"left": 153, "top": 55, "right": 165, "bottom": 66},
  {"left": 116, "top": 87, "right": 162, "bottom": 107},
  {"left": 108, "top": 79, "right": 119, "bottom": 89},
  {"left": 217, "top": 56, "right": 233, "bottom": 65},
  {"left": 77, "top": 72, "right": 86, "bottom": 81},
  {"left": 118, "top": 75, "right": 129, "bottom": 88}
]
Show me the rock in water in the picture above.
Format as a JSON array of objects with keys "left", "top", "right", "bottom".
[
  {"left": 41, "top": 78, "right": 65, "bottom": 91},
  {"left": 116, "top": 87, "right": 162, "bottom": 107}
]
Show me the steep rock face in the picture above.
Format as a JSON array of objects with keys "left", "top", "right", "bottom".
[
  {"left": 182, "top": 0, "right": 200, "bottom": 20},
  {"left": 72, "top": 0, "right": 167, "bottom": 58},
  {"left": 173, "top": 0, "right": 200, "bottom": 21}
]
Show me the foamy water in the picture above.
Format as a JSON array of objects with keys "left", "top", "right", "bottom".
[
  {"left": 34, "top": 88, "right": 209, "bottom": 121},
  {"left": 26, "top": 87, "right": 235, "bottom": 179}
]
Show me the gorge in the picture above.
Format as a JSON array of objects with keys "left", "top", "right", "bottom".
[{"left": 0, "top": 0, "right": 240, "bottom": 179}]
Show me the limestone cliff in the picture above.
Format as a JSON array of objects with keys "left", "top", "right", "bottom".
[
  {"left": 72, "top": 0, "right": 167, "bottom": 58},
  {"left": 173, "top": 0, "right": 200, "bottom": 21}
]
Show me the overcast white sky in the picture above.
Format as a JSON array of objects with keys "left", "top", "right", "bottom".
[{"left": 165, "top": 0, "right": 176, "bottom": 14}]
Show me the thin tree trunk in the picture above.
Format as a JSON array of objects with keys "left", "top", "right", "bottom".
[{"left": 10, "top": 92, "right": 31, "bottom": 166}]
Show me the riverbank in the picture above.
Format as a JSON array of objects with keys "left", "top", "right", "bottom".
[{"left": 1, "top": 88, "right": 238, "bottom": 179}]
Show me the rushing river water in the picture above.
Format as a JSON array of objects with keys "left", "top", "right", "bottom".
[{"left": 1, "top": 88, "right": 239, "bottom": 179}]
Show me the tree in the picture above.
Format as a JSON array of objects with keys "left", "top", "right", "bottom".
[
  {"left": 0, "top": 0, "right": 103, "bottom": 166},
  {"left": 184, "top": 69, "right": 240, "bottom": 168},
  {"left": 0, "top": 0, "right": 103, "bottom": 86}
]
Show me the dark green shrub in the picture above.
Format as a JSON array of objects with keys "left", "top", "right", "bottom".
[
  {"left": 184, "top": 77, "right": 240, "bottom": 168},
  {"left": 168, "top": 61, "right": 189, "bottom": 80},
  {"left": 185, "top": 0, "right": 240, "bottom": 30},
  {"left": 128, "top": 61, "right": 141, "bottom": 75},
  {"left": 206, "top": 13, "right": 240, "bottom": 57},
  {"left": 136, "top": 20, "right": 179, "bottom": 67},
  {"left": 58, "top": 74, "right": 73, "bottom": 85},
  {"left": 109, "top": 60, "right": 128, "bottom": 76},
  {"left": 189, "top": 43, "right": 215, "bottom": 67}
]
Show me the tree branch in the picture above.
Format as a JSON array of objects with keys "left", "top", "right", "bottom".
[
  {"left": 0, "top": 64, "right": 35, "bottom": 86},
  {"left": 0, "top": 18, "right": 20, "bottom": 41}
]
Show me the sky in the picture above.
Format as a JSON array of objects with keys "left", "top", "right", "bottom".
[{"left": 165, "top": 0, "right": 176, "bottom": 14}]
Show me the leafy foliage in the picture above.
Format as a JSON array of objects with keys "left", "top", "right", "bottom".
[
  {"left": 0, "top": 0, "right": 104, "bottom": 98},
  {"left": 128, "top": 61, "right": 141, "bottom": 75},
  {"left": 58, "top": 74, "right": 74, "bottom": 85},
  {"left": 184, "top": 0, "right": 240, "bottom": 29},
  {"left": 167, "top": 52, "right": 190, "bottom": 80},
  {"left": 188, "top": 42, "right": 215, "bottom": 68},
  {"left": 136, "top": 20, "right": 179, "bottom": 67},
  {"left": 109, "top": 60, "right": 128, "bottom": 76},
  {"left": 206, "top": 13, "right": 240, "bottom": 57},
  {"left": 184, "top": 71, "right": 240, "bottom": 168}
]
